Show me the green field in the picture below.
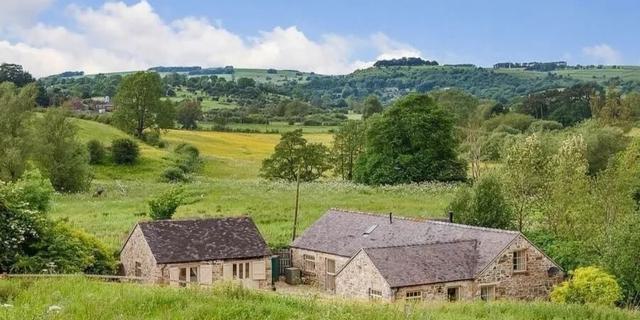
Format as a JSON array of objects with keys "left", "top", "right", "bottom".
[
  {"left": 0, "top": 277, "right": 636, "bottom": 320},
  {"left": 493, "top": 66, "right": 640, "bottom": 82},
  {"left": 54, "top": 119, "right": 456, "bottom": 250},
  {"left": 199, "top": 121, "right": 340, "bottom": 133}
]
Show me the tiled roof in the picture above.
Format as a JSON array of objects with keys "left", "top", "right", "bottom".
[
  {"left": 138, "top": 217, "right": 271, "bottom": 264},
  {"left": 291, "top": 209, "right": 518, "bottom": 274},
  {"left": 363, "top": 241, "right": 478, "bottom": 288}
]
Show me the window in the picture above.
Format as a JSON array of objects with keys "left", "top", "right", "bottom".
[
  {"left": 189, "top": 267, "right": 198, "bottom": 283},
  {"left": 179, "top": 268, "right": 187, "bottom": 287},
  {"left": 178, "top": 267, "right": 198, "bottom": 286},
  {"left": 447, "top": 287, "right": 459, "bottom": 302},
  {"left": 480, "top": 285, "right": 495, "bottom": 301},
  {"left": 232, "top": 262, "right": 250, "bottom": 280},
  {"left": 513, "top": 250, "right": 527, "bottom": 272},
  {"left": 303, "top": 254, "right": 316, "bottom": 274},
  {"left": 369, "top": 288, "right": 382, "bottom": 300},
  {"left": 134, "top": 261, "right": 142, "bottom": 277},
  {"left": 405, "top": 291, "right": 422, "bottom": 302}
]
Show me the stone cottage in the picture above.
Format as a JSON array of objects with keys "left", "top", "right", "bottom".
[
  {"left": 120, "top": 216, "right": 272, "bottom": 289},
  {"left": 290, "top": 209, "right": 563, "bottom": 301}
]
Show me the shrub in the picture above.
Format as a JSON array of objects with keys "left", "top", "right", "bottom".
[
  {"left": 448, "top": 173, "right": 513, "bottom": 229},
  {"left": 173, "top": 143, "right": 201, "bottom": 174},
  {"left": 148, "top": 188, "right": 184, "bottom": 220},
  {"left": 528, "top": 120, "right": 563, "bottom": 132},
  {"left": 551, "top": 266, "right": 622, "bottom": 306},
  {"left": 111, "top": 138, "right": 140, "bottom": 165},
  {"left": 87, "top": 140, "right": 106, "bottom": 164},
  {"left": 161, "top": 167, "right": 189, "bottom": 183},
  {"left": 142, "top": 131, "right": 161, "bottom": 146}
]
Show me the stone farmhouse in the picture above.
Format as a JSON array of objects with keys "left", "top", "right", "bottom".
[
  {"left": 120, "top": 217, "right": 271, "bottom": 289},
  {"left": 290, "top": 209, "right": 563, "bottom": 302}
]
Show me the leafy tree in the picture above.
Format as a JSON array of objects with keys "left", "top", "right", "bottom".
[
  {"left": 113, "top": 72, "right": 168, "bottom": 138},
  {"left": 551, "top": 266, "right": 622, "bottom": 306},
  {"left": 362, "top": 95, "right": 383, "bottom": 119},
  {"left": 87, "top": 140, "right": 107, "bottom": 165},
  {"left": 261, "top": 129, "right": 332, "bottom": 182},
  {"left": 574, "top": 121, "right": 628, "bottom": 175},
  {"left": 111, "top": 138, "right": 140, "bottom": 165},
  {"left": 431, "top": 89, "right": 479, "bottom": 125},
  {"left": 176, "top": 100, "right": 203, "bottom": 129},
  {"left": 448, "top": 173, "right": 513, "bottom": 229},
  {"left": 501, "top": 134, "right": 550, "bottom": 231},
  {"left": 0, "top": 82, "right": 37, "bottom": 181},
  {"left": 332, "top": 121, "right": 365, "bottom": 180},
  {"left": 591, "top": 86, "right": 633, "bottom": 129},
  {"left": 148, "top": 187, "right": 184, "bottom": 220},
  {"left": 33, "top": 108, "right": 92, "bottom": 193},
  {"left": 0, "top": 63, "right": 35, "bottom": 87},
  {"left": 354, "top": 94, "right": 466, "bottom": 185}
]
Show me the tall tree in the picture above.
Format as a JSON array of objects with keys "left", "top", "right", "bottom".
[
  {"left": 0, "top": 63, "right": 35, "bottom": 87},
  {"left": 113, "top": 72, "right": 168, "bottom": 138},
  {"left": 332, "top": 120, "right": 365, "bottom": 180},
  {"left": 260, "top": 129, "right": 332, "bottom": 182},
  {"left": 176, "top": 100, "right": 203, "bottom": 129},
  {"left": 431, "top": 89, "right": 480, "bottom": 125},
  {"left": 0, "top": 82, "right": 37, "bottom": 181},
  {"left": 362, "top": 95, "right": 383, "bottom": 119},
  {"left": 354, "top": 94, "right": 466, "bottom": 185},
  {"left": 591, "top": 86, "right": 633, "bottom": 129},
  {"left": 448, "top": 173, "right": 513, "bottom": 229},
  {"left": 34, "top": 108, "right": 92, "bottom": 193}
]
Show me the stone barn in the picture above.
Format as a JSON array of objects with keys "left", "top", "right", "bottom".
[
  {"left": 120, "top": 216, "right": 271, "bottom": 289},
  {"left": 290, "top": 209, "right": 563, "bottom": 301}
]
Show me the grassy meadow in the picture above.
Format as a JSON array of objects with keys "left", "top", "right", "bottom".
[
  {"left": 0, "top": 277, "right": 637, "bottom": 320},
  {"left": 493, "top": 66, "right": 640, "bottom": 82},
  {"left": 55, "top": 119, "right": 457, "bottom": 250}
]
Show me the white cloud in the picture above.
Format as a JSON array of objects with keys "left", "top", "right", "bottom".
[
  {"left": 0, "top": 0, "right": 53, "bottom": 27},
  {"left": 0, "top": 1, "right": 422, "bottom": 77},
  {"left": 583, "top": 44, "right": 622, "bottom": 65}
]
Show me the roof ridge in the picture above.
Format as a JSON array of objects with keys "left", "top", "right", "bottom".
[
  {"left": 139, "top": 215, "right": 251, "bottom": 224},
  {"left": 424, "top": 219, "right": 520, "bottom": 235},
  {"left": 363, "top": 239, "right": 478, "bottom": 251},
  {"left": 329, "top": 208, "right": 428, "bottom": 223}
]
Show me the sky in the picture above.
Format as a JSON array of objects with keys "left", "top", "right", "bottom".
[{"left": 1, "top": 0, "right": 638, "bottom": 77}]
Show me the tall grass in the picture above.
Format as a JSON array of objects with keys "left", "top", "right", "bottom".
[{"left": 0, "top": 278, "right": 637, "bottom": 320}]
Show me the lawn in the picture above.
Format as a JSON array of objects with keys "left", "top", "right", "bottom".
[
  {"left": 199, "top": 121, "right": 340, "bottom": 133},
  {"left": 55, "top": 119, "right": 457, "bottom": 250},
  {"left": 0, "top": 277, "right": 637, "bottom": 320}
]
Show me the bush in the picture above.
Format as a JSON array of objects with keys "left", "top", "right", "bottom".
[
  {"left": 551, "top": 266, "right": 622, "bottom": 306},
  {"left": 528, "top": 120, "right": 563, "bottom": 132},
  {"left": 161, "top": 167, "right": 189, "bottom": 183},
  {"left": 111, "top": 138, "right": 140, "bottom": 165},
  {"left": 148, "top": 188, "right": 184, "bottom": 220},
  {"left": 87, "top": 140, "right": 106, "bottom": 164},
  {"left": 448, "top": 173, "right": 513, "bottom": 229},
  {"left": 142, "top": 131, "right": 161, "bottom": 146},
  {"left": 173, "top": 143, "right": 201, "bottom": 174}
]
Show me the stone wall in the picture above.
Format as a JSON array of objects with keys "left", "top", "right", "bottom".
[
  {"left": 119, "top": 225, "right": 160, "bottom": 283},
  {"left": 290, "top": 248, "right": 349, "bottom": 290},
  {"left": 475, "top": 235, "right": 564, "bottom": 300},
  {"left": 159, "top": 256, "right": 272, "bottom": 289},
  {"left": 394, "top": 280, "right": 474, "bottom": 302},
  {"left": 335, "top": 250, "right": 393, "bottom": 300}
]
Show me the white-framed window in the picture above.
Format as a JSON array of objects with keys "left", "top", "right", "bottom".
[
  {"left": 369, "top": 288, "right": 382, "bottom": 300},
  {"left": 303, "top": 254, "right": 316, "bottom": 273},
  {"left": 405, "top": 291, "right": 422, "bottom": 302},
  {"left": 447, "top": 287, "right": 459, "bottom": 302},
  {"left": 178, "top": 266, "right": 199, "bottom": 287},
  {"left": 480, "top": 285, "right": 496, "bottom": 301},
  {"left": 513, "top": 250, "right": 527, "bottom": 272},
  {"left": 134, "top": 261, "right": 142, "bottom": 277},
  {"left": 232, "top": 262, "right": 251, "bottom": 280}
]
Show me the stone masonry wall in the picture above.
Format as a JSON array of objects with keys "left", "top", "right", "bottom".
[
  {"left": 290, "top": 248, "right": 349, "bottom": 290},
  {"left": 394, "top": 280, "right": 475, "bottom": 302},
  {"left": 159, "top": 256, "right": 272, "bottom": 289},
  {"left": 119, "top": 225, "right": 160, "bottom": 283},
  {"left": 335, "top": 250, "right": 393, "bottom": 300},
  {"left": 475, "top": 235, "right": 564, "bottom": 300}
]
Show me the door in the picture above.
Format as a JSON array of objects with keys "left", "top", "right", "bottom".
[{"left": 325, "top": 258, "right": 336, "bottom": 292}]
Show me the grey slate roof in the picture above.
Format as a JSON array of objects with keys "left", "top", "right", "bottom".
[
  {"left": 291, "top": 209, "right": 519, "bottom": 274},
  {"left": 363, "top": 241, "right": 478, "bottom": 288},
  {"left": 138, "top": 217, "right": 270, "bottom": 264}
]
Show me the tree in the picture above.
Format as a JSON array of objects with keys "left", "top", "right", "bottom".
[
  {"left": 501, "top": 134, "right": 550, "bottom": 231},
  {"left": 176, "top": 100, "right": 202, "bottom": 129},
  {"left": 362, "top": 95, "right": 383, "bottom": 119},
  {"left": 260, "top": 129, "right": 332, "bottom": 182},
  {"left": 0, "top": 63, "right": 35, "bottom": 87},
  {"left": 354, "top": 94, "right": 466, "bottom": 185},
  {"left": 551, "top": 266, "right": 622, "bottom": 306},
  {"left": 111, "top": 138, "right": 140, "bottom": 165},
  {"left": 33, "top": 108, "right": 92, "bottom": 193},
  {"left": 332, "top": 121, "right": 365, "bottom": 180},
  {"left": 148, "top": 187, "right": 184, "bottom": 220},
  {"left": 431, "top": 89, "right": 480, "bottom": 125},
  {"left": 0, "top": 82, "right": 36, "bottom": 181},
  {"left": 448, "top": 173, "right": 513, "bottom": 229},
  {"left": 87, "top": 140, "right": 107, "bottom": 165},
  {"left": 591, "top": 86, "right": 633, "bottom": 129},
  {"left": 113, "top": 72, "right": 168, "bottom": 138}
]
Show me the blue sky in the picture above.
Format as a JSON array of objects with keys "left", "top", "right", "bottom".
[{"left": 1, "top": 0, "right": 638, "bottom": 76}]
